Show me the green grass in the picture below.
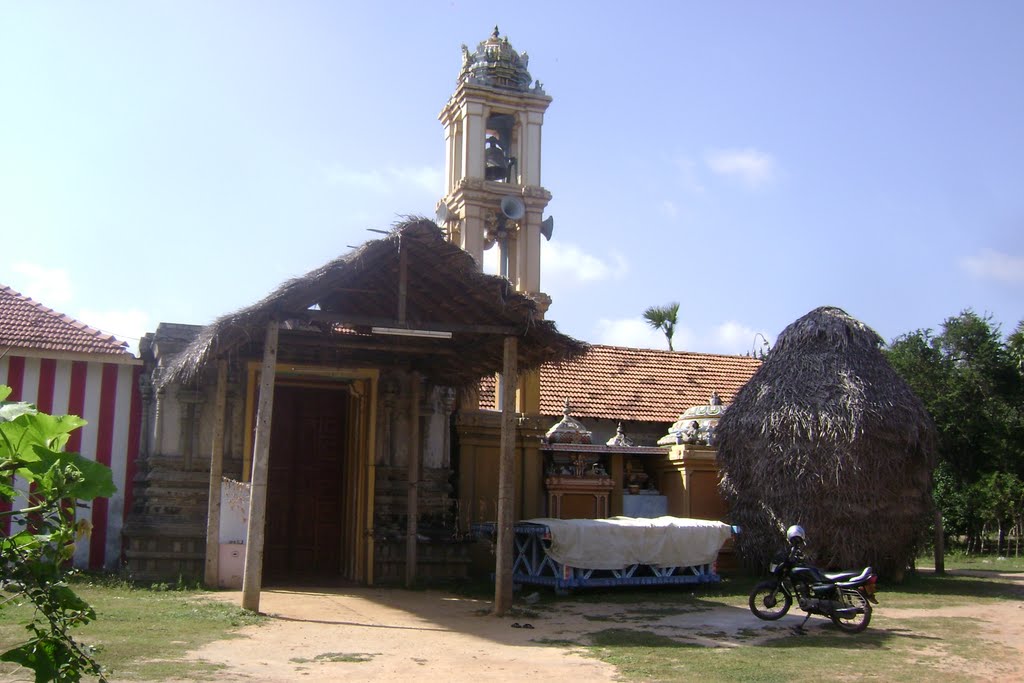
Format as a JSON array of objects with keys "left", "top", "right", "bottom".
[
  {"left": 884, "top": 571, "right": 1024, "bottom": 608},
  {"left": 290, "top": 652, "right": 379, "bottom": 663},
  {"left": 523, "top": 567, "right": 1023, "bottom": 682},
  {"left": 919, "top": 550, "right": 1024, "bottom": 572},
  {"left": 2, "top": 563, "right": 1020, "bottom": 682},
  {"left": 0, "top": 576, "right": 264, "bottom": 681},
  {"left": 581, "top": 614, "right": 1016, "bottom": 682}
]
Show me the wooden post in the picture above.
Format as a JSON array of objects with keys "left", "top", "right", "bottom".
[
  {"left": 405, "top": 375, "right": 421, "bottom": 588},
  {"left": 494, "top": 336, "right": 518, "bottom": 616},
  {"left": 397, "top": 235, "right": 408, "bottom": 324},
  {"left": 934, "top": 507, "right": 945, "bottom": 575},
  {"left": 242, "top": 320, "right": 279, "bottom": 612},
  {"left": 204, "top": 359, "right": 228, "bottom": 588}
]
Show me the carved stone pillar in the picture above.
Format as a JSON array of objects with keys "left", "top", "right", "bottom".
[
  {"left": 153, "top": 385, "right": 166, "bottom": 457},
  {"left": 176, "top": 388, "right": 205, "bottom": 471}
]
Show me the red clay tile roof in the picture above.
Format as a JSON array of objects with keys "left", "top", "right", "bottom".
[
  {"left": 480, "top": 344, "right": 761, "bottom": 422},
  {"left": 0, "top": 284, "right": 130, "bottom": 356}
]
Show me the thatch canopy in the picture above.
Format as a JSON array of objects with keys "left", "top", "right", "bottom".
[
  {"left": 715, "top": 306, "right": 936, "bottom": 578},
  {"left": 160, "top": 218, "right": 587, "bottom": 388}
]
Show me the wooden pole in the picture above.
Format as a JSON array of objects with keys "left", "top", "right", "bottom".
[
  {"left": 494, "top": 336, "right": 518, "bottom": 616},
  {"left": 934, "top": 507, "right": 945, "bottom": 575},
  {"left": 242, "top": 320, "right": 279, "bottom": 612},
  {"left": 397, "top": 235, "right": 408, "bottom": 325},
  {"left": 204, "top": 359, "right": 228, "bottom": 588},
  {"left": 405, "top": 375, "right": 421, "bottom": 588}
]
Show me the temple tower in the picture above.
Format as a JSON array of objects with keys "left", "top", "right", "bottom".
[{"left": 437, "top": 27, "right": 553, "bottom": 318}]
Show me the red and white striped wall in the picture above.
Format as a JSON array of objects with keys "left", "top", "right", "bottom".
[{"left": 1, "top": 350, "right": 142, "bottom": 571}]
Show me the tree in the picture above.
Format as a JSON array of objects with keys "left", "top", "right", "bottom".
[
  {"left": 643, "top": 302, "right": 680, "bottom": 351},
  {"left": 885, "top": 311, "right": 1024, "bottom": 553},
  {"left": 0, "top": 385, "right": 114, "bottom": 682},
  {"left": 1008, "top": 321, "right": 1024, "bottom": 374}
]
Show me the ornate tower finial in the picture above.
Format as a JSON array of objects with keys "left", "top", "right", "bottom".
[
  {"left": 606, "top": 422, "right": 635, "bottom": 447},
  {"left": 545, "top": 398, "right": 592, "bottom": 445},
  {"left": 492, "top": 25, "right": 500, "bottom": 38}
]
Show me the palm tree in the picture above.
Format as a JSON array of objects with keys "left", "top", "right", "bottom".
[{"left": 643, "top": 302, "right": 680, "bottom": 351}]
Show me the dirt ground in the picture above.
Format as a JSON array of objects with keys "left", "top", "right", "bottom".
[{"left": 177, "top": 570, "right": 1024, "bottom": 682}]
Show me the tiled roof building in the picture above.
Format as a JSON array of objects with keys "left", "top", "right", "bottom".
[
  {"left": 0, "top": 284, "right": 129, "bottom": 356},
  {"left": 481, "top": 344, "right": 762, "bottom": 423},
  {"left": 0, "top": 283, "right": 139, "bottom": 572}
]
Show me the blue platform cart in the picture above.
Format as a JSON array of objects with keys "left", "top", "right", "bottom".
[{"left": 473, "top": 520, "right": 736, "bottom": 594}]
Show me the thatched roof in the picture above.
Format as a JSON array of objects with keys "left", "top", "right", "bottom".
[
  {"left": 160, "top": 218, "right": 587, "bottom": 388},
  {"left": 715, "top": 306, "right": 936, "bottom": 578}
]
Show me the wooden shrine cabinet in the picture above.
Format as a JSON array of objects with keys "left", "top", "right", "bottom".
[{"left": 544, "top": 454, "right": 614, "bottom": 519}]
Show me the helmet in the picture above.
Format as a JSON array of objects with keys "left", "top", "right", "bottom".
[{"left": 786, "top": 525, "right": 806, "bottom": 545}]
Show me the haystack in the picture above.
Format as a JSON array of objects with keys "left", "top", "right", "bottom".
[{"left": 715, "top": 306, "right": 936, "bottom": 578}]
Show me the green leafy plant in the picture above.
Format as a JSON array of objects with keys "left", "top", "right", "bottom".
[
  {"left": 0, "top": 384, "right": 115, "bottom": 682},
  {"left": 643, "top": 302, "right": 680, "bottom": 351}
]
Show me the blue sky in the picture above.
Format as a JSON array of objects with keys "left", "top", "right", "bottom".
[{"left": 2, "top": 2, "right": 1021, "bottom": 356}]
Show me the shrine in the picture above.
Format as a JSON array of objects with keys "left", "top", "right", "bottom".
[{"left": 124, "top": 30, "right": 758, "bottom": 605}]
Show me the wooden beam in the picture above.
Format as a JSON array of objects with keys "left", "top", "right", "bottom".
[
  {"left": 278, "top": 334, "right": 457, "bottom": 356},
  {"left": 494, "top": 336, "right": 518, "bottom": 616},
  {"left": 242, "top": 320, "right": 279, "bottom": 613},
  {"left": 405, "top": 375, "right": 421, "bottom": 587},
  {"left": 204, "top": 359, "right": 228, "bottom": 588}
]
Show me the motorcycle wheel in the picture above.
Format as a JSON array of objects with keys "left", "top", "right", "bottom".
[
  {"left": 830, "top": 588, "right": 872, "bottom": 633},
  {"left": 749, "top": 581, "right": 792, "bottom": 620}
]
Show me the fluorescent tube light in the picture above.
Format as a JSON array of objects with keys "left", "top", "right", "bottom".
[{"left": 371, "top": 326, "right": 452, "bottom": 339}]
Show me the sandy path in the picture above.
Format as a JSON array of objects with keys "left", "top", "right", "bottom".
[
  {"left": 176, "top": 570, "right": 1024, "bottom": 682},
  {"left": 183, "top": 587, "right": 618, "bottom": 682}
]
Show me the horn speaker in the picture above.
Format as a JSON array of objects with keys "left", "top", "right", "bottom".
[
  {"left": 435, "top": 202, "right": 450, "bottom": 224},
  {"left": 540, "top": 216, "right": 554, "bottom": 241},
  {"left": 500, "top": 196, "right": 525, "bottom": 221}
]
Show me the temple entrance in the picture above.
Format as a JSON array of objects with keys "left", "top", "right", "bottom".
[{"left": 263, "top": 384, "right": 351, "bottom": 581}]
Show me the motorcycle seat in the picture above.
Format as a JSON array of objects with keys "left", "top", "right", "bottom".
[
  {"left": 835, "top": 567, "right": 875, "bottom": 586},
  {"left": 824, "top": 570, "right": 860, "bottom": 581}
]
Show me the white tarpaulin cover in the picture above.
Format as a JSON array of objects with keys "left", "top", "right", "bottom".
[{"left": 522, "top": 516, "right": 733, "bottom": 570}]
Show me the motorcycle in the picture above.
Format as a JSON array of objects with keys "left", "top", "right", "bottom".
[{"left": 748, "top": 528, "right": 878, "bottom": 634}]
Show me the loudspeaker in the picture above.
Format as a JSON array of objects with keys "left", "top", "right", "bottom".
[
  {"left": 540, "top": 216, "right": 554, "bottom": 241},
  {"left": 435, "top": 202, "right": 450, "bottom": 224},
  {"left": 500, "top": 196, "right": 525, "bottom": 220}
]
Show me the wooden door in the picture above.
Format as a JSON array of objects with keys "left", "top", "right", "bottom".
[{"left": 264, "top": 385, "right": 349, "bottom": 581}]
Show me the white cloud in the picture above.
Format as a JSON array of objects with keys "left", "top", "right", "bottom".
[
  {"left": 705, "top": 148, "right": 777, "bottom": 188},
  {"left": 593, "top": 317, "right": 772, "bottom": 356},
  {"left": 542, "top": 241, "right": 629, "bottom": 284},
  {"left": 960, "top": 249, "right": 1024, "bottom": 285},
  {"left": 482, "top": 245, "right": 500, "bottom": 275},
  {"left": 325, "top": 164, "right": 443, "bottom": 195},
  {"left": 77, "top": 308, "right": 152, "bottom": 356},
  {"left": 660, "top": 200, "right": 679, "bottom": 218},
  {"left": 710, "top": 321, "right": 772, "bottom": 356},
  {"left": 593, "top": 318, "right": 697, "bottom": 351},
  {"left": 8, "top": 263, "right": 149, "bottom": 355},
  {"left": 10, "top": 263, "right": 74, "bottom": 307},
  {"left": 594, "top": 318, "right": 670, "bottom": 349}
]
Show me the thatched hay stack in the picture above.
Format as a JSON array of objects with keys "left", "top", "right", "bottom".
[{"left": 715, "top": 306, "right": 936, "bottom": 579}]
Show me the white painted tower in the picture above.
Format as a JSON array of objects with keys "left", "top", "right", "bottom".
[{"left": 437, "top": 27, "right": 553, "bottom": 317}]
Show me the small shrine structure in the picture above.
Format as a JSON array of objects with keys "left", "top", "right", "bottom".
[
  {"left": 540, "top": 401, "right": 670, "bottom": 520},
  {"left": 654, "top": 392, "right": 730, "bottom": 522}
]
